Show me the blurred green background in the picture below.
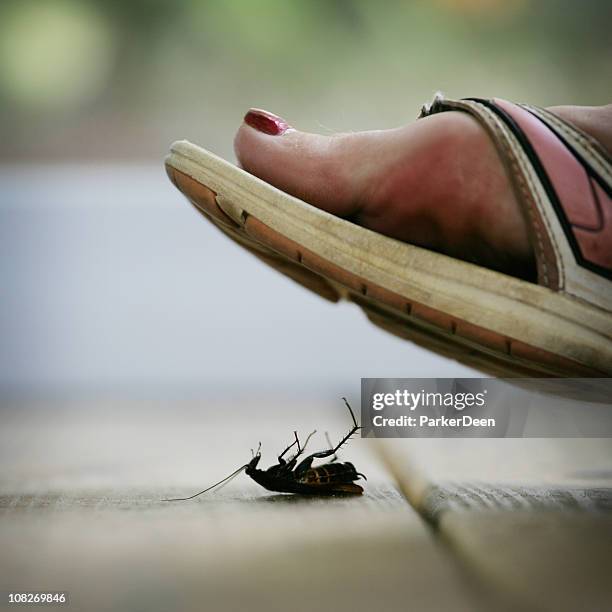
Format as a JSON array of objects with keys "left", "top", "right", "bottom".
[{"left": 1, "top": 0, "right": 611, "bottom": 162}]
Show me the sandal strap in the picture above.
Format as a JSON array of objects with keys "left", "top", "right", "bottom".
[{"left": 419, "top": 94, "right": 612, "bottom": 311}]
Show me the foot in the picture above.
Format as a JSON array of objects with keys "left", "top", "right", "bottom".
[{"left": 234, "top": 103, "right": 612, "bottom": 281}]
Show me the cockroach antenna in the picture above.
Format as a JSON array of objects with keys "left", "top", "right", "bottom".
[
  {"left": 163, "top": 398, "right": 366, "bottom": 499},
  {"left": 162, "top": 463, "right": 250, "bottom": 502}
]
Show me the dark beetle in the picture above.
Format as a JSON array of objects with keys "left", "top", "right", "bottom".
[{"left": 164, "top": 398, "right": 366, "bottom": 500}]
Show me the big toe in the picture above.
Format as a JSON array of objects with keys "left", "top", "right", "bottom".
[{"left": 234, "top": 109, "right": 364, "bottom": 217}]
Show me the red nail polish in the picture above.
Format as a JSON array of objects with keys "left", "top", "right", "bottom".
[{"left": 244, "top": 109, "right": 290, "bottom": 136}]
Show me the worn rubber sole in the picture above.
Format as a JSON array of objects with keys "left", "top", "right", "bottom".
[{"left": 165, "top": 141, "right": 612, "bottom": 377}]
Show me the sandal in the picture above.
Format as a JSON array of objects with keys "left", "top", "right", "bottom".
[{"left": 164, "top": 94, "right": 612, "bottom": 377}]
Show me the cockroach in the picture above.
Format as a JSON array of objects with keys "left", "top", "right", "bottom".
[{"left": 163, "top": 398, "right": 366, "bottom": 500}]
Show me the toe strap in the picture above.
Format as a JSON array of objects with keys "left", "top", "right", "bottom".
[{"left": 419, "top": 94, "right": 612, "bottom": 311}]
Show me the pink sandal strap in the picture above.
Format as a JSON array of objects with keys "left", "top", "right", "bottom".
[
  {"left": 420, "top": 94, "right": 612, "bottom": 310},
  {"left": 483, "top": 97, "right": 611, "bottom": 278}
]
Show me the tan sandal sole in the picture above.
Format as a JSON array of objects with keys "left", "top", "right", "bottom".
[{"left": 165, "top": 141, "right": 612, "bottom": 377}]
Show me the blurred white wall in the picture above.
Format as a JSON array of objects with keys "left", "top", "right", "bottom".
[{"left": 0, "top": 163, "right": 477, "bottom": 398}]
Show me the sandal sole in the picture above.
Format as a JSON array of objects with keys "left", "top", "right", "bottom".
[{"left": 165, "top": 141, "right": 612, "bottom": 377}]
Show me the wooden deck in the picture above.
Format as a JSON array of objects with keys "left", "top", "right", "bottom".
[{"left": 1, "top": 400, "right": 611, "bottom": 611}]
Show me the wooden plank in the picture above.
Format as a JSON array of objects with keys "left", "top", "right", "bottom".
[
  {"left": 0, "top": 400, "right": 490, "bottom": 612},
  {"left": 379, "top": 438, "right": 612, "bottom": 611},
  {"left": 440, "top": 511, "right": 612, "bottom": 612}
]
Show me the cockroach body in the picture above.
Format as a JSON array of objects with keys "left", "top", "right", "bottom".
[
  {"left": 164, "top": 398, "right": 366, "bottom": 501},
  {"left": 245, "top": 438, "right": 365, "bottom": 496}
]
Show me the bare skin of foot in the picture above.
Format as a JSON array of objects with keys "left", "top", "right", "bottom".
[{"left": 234, "top": 103, "right": 612, "bottom": 281}]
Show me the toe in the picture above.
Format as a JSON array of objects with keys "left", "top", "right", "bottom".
[{"left": 234, "top": 109, "right": 364, "bottom": 217}]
